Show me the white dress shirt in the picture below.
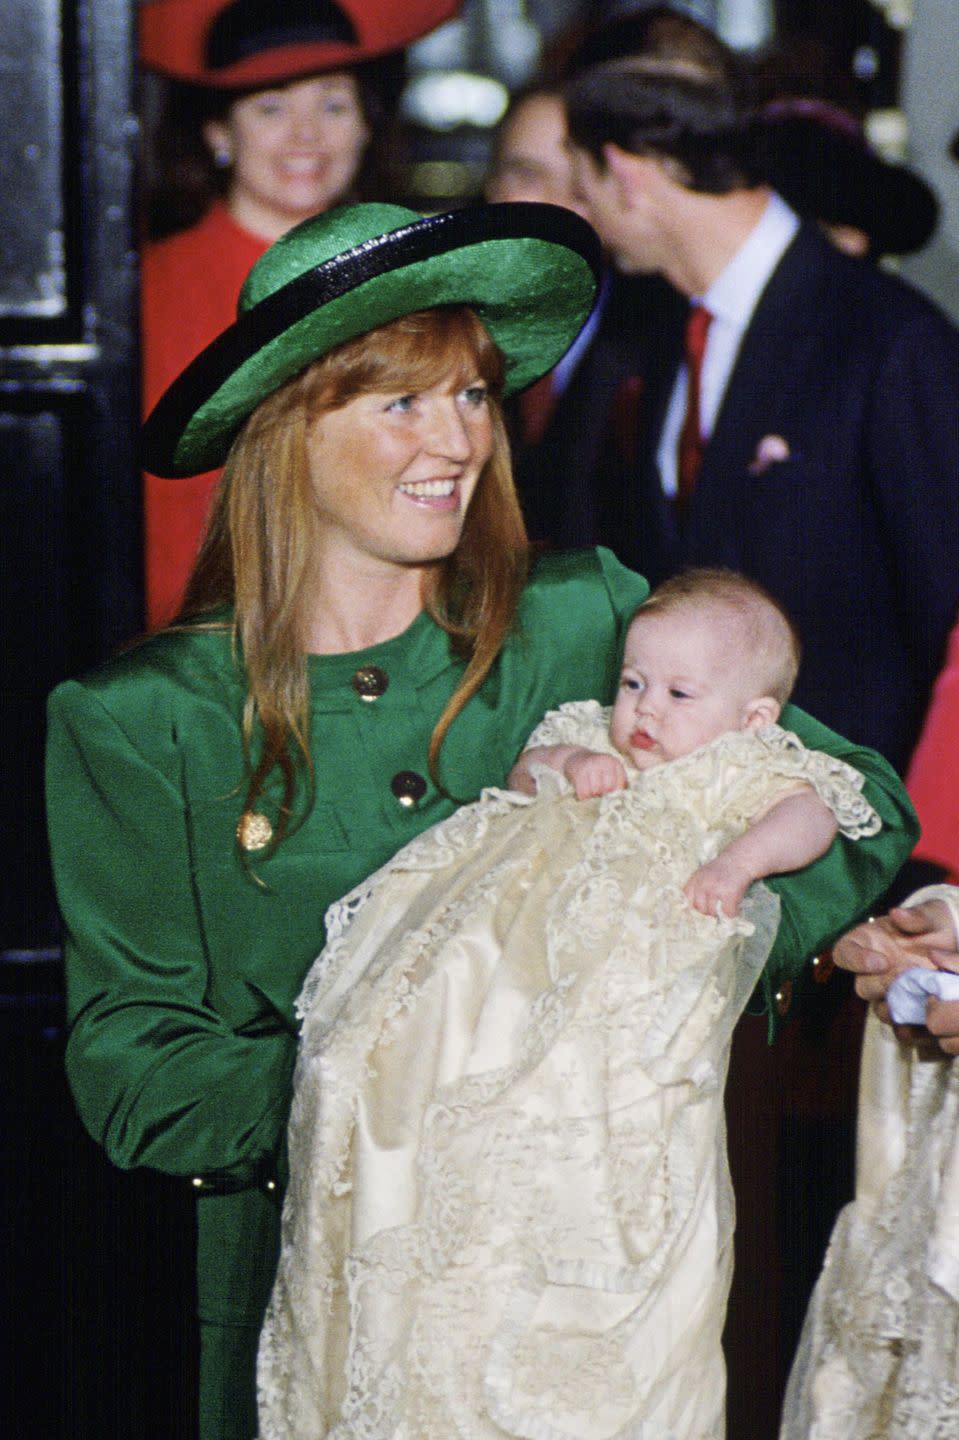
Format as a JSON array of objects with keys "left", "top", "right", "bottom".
[{"left": 657, "top": 193, "right": 800, "bottom": 496}]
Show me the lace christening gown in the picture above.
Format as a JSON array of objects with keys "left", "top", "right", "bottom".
[
  {"left": 780, "top": 889, "right": 959, "bottom": 1440},
  {"left": 258, "top": 705, "right": 879, "bottom": 1440}
]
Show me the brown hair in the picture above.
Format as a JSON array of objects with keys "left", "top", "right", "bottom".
[
  {"left": 631, "top": 567, "right": 801, "bottom": 703},
  {"left": 566, "top": 6, "right": 744, "bottom": 85},
  {"left": 179, "top": 305, "right": 529, "bottom": 848},
  {"left": 144, "top": 58, "right": 403, "bottom": 242},
  {"left": 565, "top": 57, "right": 759, "bottom": 194}
]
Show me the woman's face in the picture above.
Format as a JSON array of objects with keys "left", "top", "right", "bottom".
[
  {"left": 205, "top": 71, "right": 370, "bottom": 239},
  {"left": 305, "top": 372, "right": 494, "bottom": 576}
]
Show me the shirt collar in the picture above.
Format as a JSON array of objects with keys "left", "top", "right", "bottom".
[{"left": 701, "top": 192, "right": 800, "bottom": 330}]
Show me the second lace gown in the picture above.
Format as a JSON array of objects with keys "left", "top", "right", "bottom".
[
  {"left": 259, "top": 706, "right": 879, "bottom": 1440},
  {"left": 779, "top": 887, "right": 959, "bottom": 1440}
]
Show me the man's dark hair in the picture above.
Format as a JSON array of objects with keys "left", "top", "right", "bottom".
[
  {"left": 565, "top": 58, "right": 760, "bottom": 194},
  {"left": 566, "top": 4, "right": 742, "bottom": 85}
]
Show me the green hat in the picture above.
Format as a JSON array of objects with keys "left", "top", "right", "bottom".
[{"left": 142, "top": 201, "right": 602, "bottom": 477}]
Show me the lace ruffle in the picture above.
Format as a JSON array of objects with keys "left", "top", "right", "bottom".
[
  {"left": 780, "top": 1009, "right": 959, "bottom": 1440},
  {"left": 303, "top": 712, "right": 879, "bottom": 1033},
  {"left": 523, "top": 703, "right": 881, "bottom": 841}
]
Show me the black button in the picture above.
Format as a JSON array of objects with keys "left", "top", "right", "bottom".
[
  {"left": 390, "top": 770, "right": 427, "bottom": 808},
  {"left": 352, "top": 666, "right": 389, "bottom": 701}
]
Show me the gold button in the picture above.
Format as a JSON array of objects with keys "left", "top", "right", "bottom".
[
  {"left": 390, "top": 770, "right": 427, "bottom": 808},
  {"left": 352, "top": 665, "right": 389, "bottom": 701},
  {"left": 237, "top": 811, "right": 273, "bottom": 851},
  {"left": 775, "top": 979, "right": 793, "bottom": 1018}
]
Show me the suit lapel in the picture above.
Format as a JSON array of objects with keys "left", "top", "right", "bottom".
[
  {"left": 580, "top": 279, "right": 684, "bottom": 578},
  {"left": 696, "top": 225, "right": 831, "bottom": 487},
  {"left": 623, "top": 308, "right": 686, "bottom": 577}
]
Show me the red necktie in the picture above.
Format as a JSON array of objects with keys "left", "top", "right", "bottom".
[{"left": 677, "top": 303, "right": 713, "bottom": 505}]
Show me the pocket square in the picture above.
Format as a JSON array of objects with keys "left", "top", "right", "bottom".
[{"left": 748, "top": 434, "right": 791, "bottom": 475}]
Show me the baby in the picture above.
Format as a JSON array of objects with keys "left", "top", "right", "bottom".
[
  {"left": 259, "top": 569, "right": 881, "bottom": 1440},
  {"left": 510, "top": 566, "right": 840, "bottom": 918}
]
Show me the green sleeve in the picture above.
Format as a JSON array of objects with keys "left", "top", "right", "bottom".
[
  {"left": 758, "top": 701, "right": 919, "bottom": 1034},
  {"left": 46, "top": 680, "right": 295, "bottom": 1181},
  {"left": 595, "top": 546, "right": 651, "bottom": 659}
]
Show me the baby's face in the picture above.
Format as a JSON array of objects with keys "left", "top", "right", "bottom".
[{"left": 609, "top": 608, "right": 766, "bottom": 771}]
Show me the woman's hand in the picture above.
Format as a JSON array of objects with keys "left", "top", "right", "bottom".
[
  {"left": 924, "top": 995, "right": 959, "bottom": 1056},
  {"left": 834, "top": 899, "right": 957, "bottom": 1033}
]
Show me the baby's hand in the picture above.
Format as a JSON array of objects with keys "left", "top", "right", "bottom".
[
  {"left": 684, "top": 855, "right": 752, "bottom": 918},
  {"left": 564, "top": 751, "right": 628, "bottom": 800}
]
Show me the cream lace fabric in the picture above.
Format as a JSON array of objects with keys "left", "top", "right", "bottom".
[
  {"left": 780, "top": 886, "right": 959, "bottom": 1440},
  {"left": 258, "top": 707, "right": 879, "bottom": 1440}
]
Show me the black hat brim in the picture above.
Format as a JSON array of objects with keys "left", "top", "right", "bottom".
[{"left": 755, "top": 117, "right": 939, "bottom": 256}]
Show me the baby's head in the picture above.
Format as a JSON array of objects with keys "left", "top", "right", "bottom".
[{"left": 610, "top": 569, "right": 800, "bottom": 771}]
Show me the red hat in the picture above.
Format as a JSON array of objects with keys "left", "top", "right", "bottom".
[{"left": 139, "top": 0, "right": 461, "bottom": 89}]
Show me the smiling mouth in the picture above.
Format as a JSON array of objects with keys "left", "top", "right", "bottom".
[
  {"left": 398, "top": 479, "right": 457, "bottom": 499},
  {"left": 279, "top": 157, "right": 330, "bottom": 178}
]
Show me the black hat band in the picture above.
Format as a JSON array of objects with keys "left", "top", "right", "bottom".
[
  {"left": 143, "top": 203, "right": 602, "bottom": 468},
  {"left": 206, "top": 0, "right": 357, "bottom": 70}
]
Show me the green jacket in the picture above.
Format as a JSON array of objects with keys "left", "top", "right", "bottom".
[{"left": 45, "top": 548, "right": 916, "bottom": 1438}]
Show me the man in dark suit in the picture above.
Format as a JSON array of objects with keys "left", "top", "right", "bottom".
[{"left": 563, "top": 56, "right": 959, "bottom": 777}]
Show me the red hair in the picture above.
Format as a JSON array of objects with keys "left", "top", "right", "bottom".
[{"left": 180, "top": 306, "right": 529, "bottom": 848}]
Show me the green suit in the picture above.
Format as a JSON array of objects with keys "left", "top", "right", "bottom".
[{"left": 45, "top": 548, "right": 915, "bottom": 1438}]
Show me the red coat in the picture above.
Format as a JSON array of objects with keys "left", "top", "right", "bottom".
[
  {"left": 906, "top": 616, "right": 959, "bottom": 879},
  {"left": 141, "top": 202, "right": 267, "bottom": 629}
]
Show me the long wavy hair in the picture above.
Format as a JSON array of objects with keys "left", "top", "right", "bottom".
[{"left": 179, "top": 305, "right": 530, "bottom": 848}]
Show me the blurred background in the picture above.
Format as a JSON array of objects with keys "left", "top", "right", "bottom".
[{"left": 3, "top": 2, "right": 958, "bottom": 1435}]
